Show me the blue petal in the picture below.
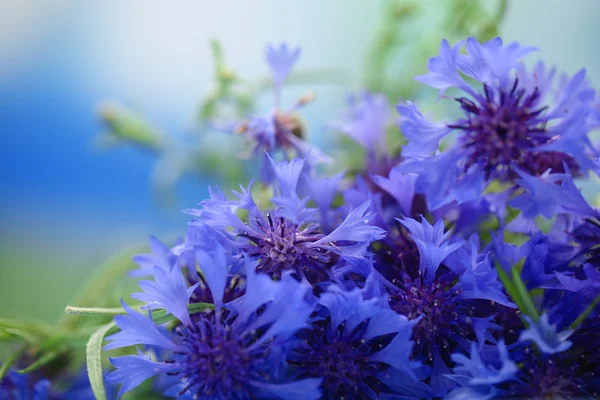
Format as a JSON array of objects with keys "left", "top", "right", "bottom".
[
  {"left": 250, "top": 378, "right": 322, "bottom": 400},
  {"left": 397, "top": 149, "right": 465, "bottom": 210},
  {"left": 454, "top": 246, "right": 514, "bottom": 307},
  {"left": 249, "top": 273, "right": 316, "bottom": 347},
  {"left": 449, "top": 340, "right": 517, "bottom": 387},
  {"left": 396, "top": 101, "right": 452, "bottom": 156},
  {"left": 227, "top": 257, "right": 284, "bottom": 323},
  {"left": 370, "top": 324, "right": 420, "bottom": 380},
  {"left": 267, "top": 153, "right": 305, "bottom": 198},
  {"left": 414, "top": 39, "right": 474, "bottom": 99},
  {"left": 373, "top": 165, "right": 417, "bottom": 216},
  {"left": 184, "top": 186, "right": 247, "bottom": 232},
  {"left": 195, "top": 245, "right": 229, "bottom": 310},
  {"left": 316, "top": 200, "right": 386, "bottom": 247},
  {"left": 106, "top": 349, "right": 179, "bottom": 398},
  {"left": 104, "top": 300, "right": 178, "bottom": 351},
  {"left": 266, "top": 43, "right": 301, "bottom": 89},
  {"left": 130, "top": 236, "right": 175, "bottom": 277},
  {"left": 132, "top": 265, "right": 197, "bottom": 326},
  {"left": 304, "top": 170, "right": 345, "bottom": 232},
  {"left": 330, "top": 91, "right": 390, "bottom": 154},
  {"left": 519, "top": 314, "right": 573, "bottom": 354},
  {"left": 521, "top": 234, "right": 557, "bottom": 290},
  {"left": 457, "top": 36, "right": 536, "bottom": 90},
  {"left": 399, "top": 217, "right": 463, "bottom": 282}
]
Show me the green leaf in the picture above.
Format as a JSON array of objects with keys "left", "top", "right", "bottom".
[
  {"left": 17, "top": 350, "right": 61, "bottom": 373},
  {"left": 495, "top": 263, "right": 520, "bottom": 305},
  {"left": 0, "top": 327, "right": 39, "bottom": 343},
  {"left": 86, "top": 321, "right": 116, "bottom": 400},
  {"left": 570, "top": 294, "right": 600, "bottom": 330},
  {"left": 0, "top": 344, "right": 26, "bottom": 379},
  {"left": 0, "top": 318, "right": 54, "bottom": 344},
  {"left": 510, "top": 267, "right": 540, "bottom": 322}
]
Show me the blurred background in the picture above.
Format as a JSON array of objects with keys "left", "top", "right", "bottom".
[{"left": 1, "top": 0, "right": 600, "bottom": 324}]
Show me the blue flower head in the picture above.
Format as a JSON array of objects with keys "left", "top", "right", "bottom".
[
  {"left": 232, "top": 43, "right": 329, "bottom": 179},
  {"left": 447, "top": 319, "right": 596, "bottom": 399},
  {"left": 376, "top": 218, "right": 511, "bottom": 395},
  {"left": 399, "top": 37, "right": 597, "bottom": 183},
  {"left": 105, "top": 249, "right": 321, "bottom": 399},
  {"left": 185, "top": 154, "right": 385, "bottom": 282},
  {"left": 287, "top": 284, "right": 431, "bottom": 399}
]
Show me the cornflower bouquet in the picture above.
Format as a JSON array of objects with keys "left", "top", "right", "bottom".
[{"left": 2, "top": 7, "right": 600, "bottom": 400}]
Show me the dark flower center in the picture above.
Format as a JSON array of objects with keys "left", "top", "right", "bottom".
[
  {"left": 449, "top": 79, "right": 578, "bottom": 180},
  {"left": 188, "top": 273, "right": 245, "bottom": 305},
  {"left": 506, "top": 350, "right": 590, "bottom": 399},
  {"left": 388, "top": 274, "right": 472, "bottom": 360},
  {"left": 241, "top": 213, "right": 331, "bottom": 279},
  {"left": 175, "top": 315, "right": 267, "bottom": 397},
  {"left": 290, "top": 318, "right": 390, "bottom": 398}
]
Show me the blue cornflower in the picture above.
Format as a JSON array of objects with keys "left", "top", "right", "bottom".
[
  {"left": 105, "top": 247, "right": 321, "bottom": 399},
  {"left": 398, "top": 37, "right": 597, "bottom": 183},
  {"left": 234, "top": 43, "right": 327, "bottom": 177},
  {"left": 185, "top": 154, "right": 386, "bottom": 281},
  {"left": 287, "top": 284, "right": 431, "bottom": 399},
  {"left": 446, "top": 334, "right": 598, "bottom": 399},
  {"left": 375, "top": 217, "right": 512, "bottom": 395}
]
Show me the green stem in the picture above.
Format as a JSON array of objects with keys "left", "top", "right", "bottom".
[
  {"left": 64, "top": 305, "right": 144, "bottom": 316},
  {"left": 570, "top": 294, "right": 600, "bottom": 330}
]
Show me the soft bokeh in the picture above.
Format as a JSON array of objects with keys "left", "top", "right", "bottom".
[{"left": 1, "top": 0, "right": 599, "bottom": 323}]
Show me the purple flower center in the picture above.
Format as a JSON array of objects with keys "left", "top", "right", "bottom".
[
  {"left": 507, "top": 350, "right": 588, "bottom": 399},
  {"left": 241, "top": 213, "right": 331, "bottom": 279},
  {"left": 389, "top": 274, "right": 471, "bottom": 359},
  {"left": 174, "top": 314, "right": 268, "bottom": 397},
  {"left": 290, "top": 318, "right": 389, "bottom": 398},
  {"left": 449, "top": 79, "right": 578, "bottom": 180}
]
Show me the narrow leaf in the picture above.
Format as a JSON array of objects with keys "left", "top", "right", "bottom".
[
  {"left": 495, "top": 264, "right": 521, "bottom": 307},
  {"left": 0, "top": 344, "right": 26, "bottom": 379},
  {"left": 511, "top": 267, "right": 540, "bottom": 322},
  {"left": 570, "top": 294, "right": 600, "bottom": 330},
  {"left": 86, "top": 321, "right": 115, "bottom": 400},
  {"left": 17, "top": 350, "right": 60, "bottom": 373}
]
